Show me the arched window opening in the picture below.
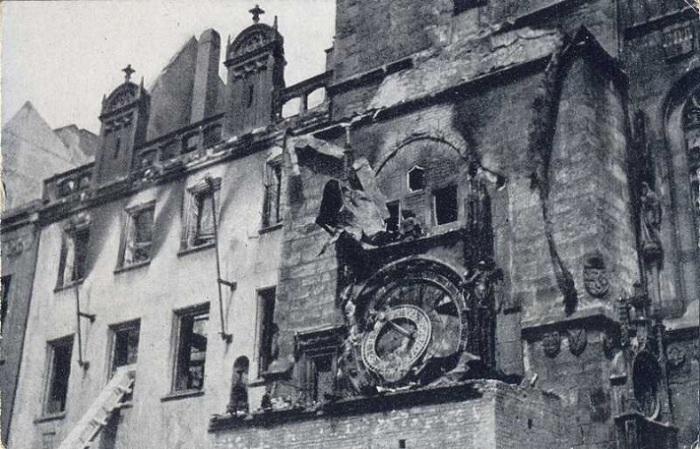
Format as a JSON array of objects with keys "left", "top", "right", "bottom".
[{"left": 227, "top": 356, "right": 250, "bottom": 416}]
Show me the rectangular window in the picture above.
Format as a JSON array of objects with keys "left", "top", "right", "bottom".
[
  {"left": 262, "top": 163, "right": 282, "bottom": 228},
  {"left": 1, "top": 275, "right": 10, "bottom": 336},
  {"left": 120, "top": 204, "right": 155, "bottom": 267},
  {"left": 44, "top": 337, "right": 73, "bottom": 415},
  {"left": 182, "top": 179, "right": 220, "bottom": 251},
  {"left": 110, "top": 320, "right": 140, "bottom": 373},
  {"left": 203, "top": 124, "right": 222, "bottom": 148},
  {"left": 257, "top": 288, "right": 276, "bottom": 376},
  {"left": 57, "top": 228, "right": 89, "bottom": 288},
  {"left": 173, "top": 305, "right": 209, "bottom": 391},
  {"left": 182, "top": 133, "right": 199, "bottom": 153},
  {"left": 434, "top": 185, "right": 458, "bottom": 225}
]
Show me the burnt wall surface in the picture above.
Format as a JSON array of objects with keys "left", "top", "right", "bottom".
[
  {"left": 0, "top": 215, "right": 40, "bottom": 445},
  {"left": 210, "top": 381, "right": 565, "bottom": 449}
]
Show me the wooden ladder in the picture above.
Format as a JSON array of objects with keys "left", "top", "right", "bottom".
[{"left": 57, "top": 366, "right": 135, "bottom": 449}]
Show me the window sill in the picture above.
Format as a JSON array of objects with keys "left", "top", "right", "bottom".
[
  {"left": 114, "top": 260, "right": 151, "bottom": 274},
  {"left": 160, "top": 389, "right": 205, "bottom": 402},
  {"left": 247, "top": 377, "right": 267, "bottom": 387},
  {"left": 53, "top": 279, "right": 84, "bottom": 293},
  {"left": 259, "top": 222, "right": 283, "bottom": 235},
  {"left": 34, "top": 412, "right": 66, "bottom": 424},
  {"left": 177, "top": 242, "right": 215, "bottom": 257}
]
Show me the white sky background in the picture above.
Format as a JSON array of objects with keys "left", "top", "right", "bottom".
[{"left": 1, "top": 0, "right": 336, "bottom": 134}]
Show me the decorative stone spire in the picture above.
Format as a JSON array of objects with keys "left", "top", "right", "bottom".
[
  {"left": 122, "top": 64, "right": 135, "bottom": 83},
  {"left": 249, "top": 4, "right": 264, "bottom": 23}
]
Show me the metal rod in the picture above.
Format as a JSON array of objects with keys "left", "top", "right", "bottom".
[
  {"left": 74, "top": 285, "right": 89, "bottom": 368},
  {"left": 206, "top": 176, "right": 232, "bottom": 343}
]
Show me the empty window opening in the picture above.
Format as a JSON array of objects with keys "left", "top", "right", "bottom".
[
  {"left": 174, "top": 306, "right": 209, "bottom": 391},
  {"left": 386, "top": 201, "right": 400, "bottom": 233},
  {"left": 310, "top": 354, "right": 334, "bottom": 403},
  {"left": 194, "top": 191, "right": 216, "bottom": 246},
  {"left": 281, "top": 97, "right": 301, "bottom": 119},
  {"left": 306, "top": 87, "right": 326, "bottom": 109},
  {"left": 407, "top": 166, "right": 425, "bottom": 192},
  {"left": 111, "top": 321, "right": 140, "bottom": 373},
  {"left": 182, "top": 134, "right": 199, "bottom": 153},
  {"left": 122, "top": 205, "right": 154, "bottom": 266},
  {"left": 257, "top": 288, "right": 277, "bottom": 376},
  {"left": 203, "top": 124, "right": 222, "bottom": 148},
  {"left": 399, "top": 440, "right": 407, "bottom": 449},
  {"left": 247, "top": 85, "right": 255, "bottom": 108},
  {"left": 1, "top": 275, "right": 11, "bottom": 336},
  {"left": 262, "top": 164, "right": 282, "bottom": 228},
  {"left": 434, "top": 185, "right": 458, "bottom": 225},
  {"left": 113, "top": 137, "right": 121, "bottom": 159},
  {"left": 45, "top": 337, "right": 73, "bottom": 415},
  {"left": 58, "top": 228, "right": 90, "bottom": 287}
]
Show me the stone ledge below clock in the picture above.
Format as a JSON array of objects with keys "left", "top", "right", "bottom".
[
  {"left": 208, "top": 380, "right": 567, "bottom": 449},
  {"left": 521, "top": 305, "right": 619, "bottom": 341},
  {"left": 208, "top": 379, "right": 560, "bottom": 432}
]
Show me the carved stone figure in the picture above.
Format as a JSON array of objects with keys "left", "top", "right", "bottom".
[
  {"left": 640, "top": 182, "right": 662, "bottom": 251},
  {"left": 567, "top": 328, "right": 588, "bottom": 356},
  {"left": 542, "top": 332, "right": 561, "bottom": 358},
  {"left": 227, "top": 357, "right": 250, "bottom": 416},
  {"left": 666, "top": 345, "right": 686, "bottom": 369}
]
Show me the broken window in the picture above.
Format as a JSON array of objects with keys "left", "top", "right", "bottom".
[
  {"left": 182, "top": 179, "right": 220, "bottom": 251},
  {"left": 173, "top": 305, "right": 209, "bottom": 391},
  {"left": 386, "top": 201, "right": 400, "bottom": 233},
  {"left": 120, "top": 204, "right": 155, "bottom": 267},
  {"left": 257, "top": 288, "right": 276, "bottom": 376},
  {"left": 111, "top": 321, "right": 140, "bottom": 373},
  {"left": 434, "top": 184, "right": 458, "bottom": 225},
  {"left": 308, "top": 353, "right": 335, "bottom": 403},
  {"left": 407, "top": 166, "right": 425, "bottom": 192},
  {"left": 45, "top": 337, "right": 73, "bottom": 415},
  {"left": 1, "top": 275, "right": 10, "bottom": 336},
  {"left": 57, "top": 228, "right": 89, "bottom": 288},
  {"left": 262, "top": 163, "right": 282, "bottom": 228}
]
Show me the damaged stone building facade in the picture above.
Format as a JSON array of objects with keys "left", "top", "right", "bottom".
[{"left": 2, "top": 0, "right": 699, "bottom": 448}]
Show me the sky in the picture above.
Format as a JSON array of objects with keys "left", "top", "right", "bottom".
[{"left": 1, "top": 0, "right": 336, "bottom": 134}]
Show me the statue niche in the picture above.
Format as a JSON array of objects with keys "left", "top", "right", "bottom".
[{"left": 227, "top": 356, "right": 249, "bottom": 416}]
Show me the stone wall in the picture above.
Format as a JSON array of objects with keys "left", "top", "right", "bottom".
[{"left": 210, "top": 381, "right": 565, "bottom": 449}]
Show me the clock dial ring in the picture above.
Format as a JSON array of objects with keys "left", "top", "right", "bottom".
[{"left": 361, "top": 305, "right": 433, "bottom": 383}]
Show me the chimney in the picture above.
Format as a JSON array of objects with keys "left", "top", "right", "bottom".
[{"left": 191, "top": 29, "right": 221, "bottom": 123}]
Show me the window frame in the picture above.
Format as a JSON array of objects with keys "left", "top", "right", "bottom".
[
  {"left": 117, "top": 201, "right": 156, "bottom": 271},
  {"left": 255, "top": 287, "right": 276, "bottom": 378},
  {"left": 171, "top": 303, "right": 210, "bottom": 394},
  {"left": 107, "top": 319, "right": 141, "bottom": 377},
  {"left": 180, "top": 178, "right": 221, "bottom": 254},
  {"left": 407, "top": 165, "right": 425, "bottom": 193},
  {"left": 56, "top": 225, "right": 90, "bottom": 290},
  {"left": 1, "top": 275, "right": 11, "bottom": 336},
  {"left": 43, "top": 336, "right": 74, "bottom": 417},
  {"left": 261, "top": 161, "right": 283, "bottom": 230}
]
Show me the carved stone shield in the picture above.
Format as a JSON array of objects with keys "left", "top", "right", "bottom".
[
  {"left": 568, "top": 329, "right": 588, "bottom": 356},
  {"left": 583, "top": 266, "right": 609, "bottom": 298},
  {"left": 542, "top": 332, "right": 561, "bottom": 358},
  {"left": 666, "top": 345, "right": 686, "bottom": 369}
]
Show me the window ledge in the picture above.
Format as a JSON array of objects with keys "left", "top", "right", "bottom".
[
  {"left": 161, "top": 389, "right": 205, "bottom": 402},
  {"left": 247, "top": 377, "right": 267, "bottom": 387},
  {"left": 114, "top": 260, "right": 151, "bottom": 274},
  {"left": 259, "top": 222, "right": 283, "bottom": 235},
  {"left": 177, "top": 242, "right": 216, "bottom": 257},
  {"left": 53, "top": 279, "right": 84, "bottom": 293},
  {"left": 34, "top": 412, "right": 66, "bottom": 424}
]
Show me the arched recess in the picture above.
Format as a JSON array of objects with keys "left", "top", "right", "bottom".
[
  {"left": 227, "top": 356, "right": 250, "bottom": 415},
  {"left": 661, "top": 69, "right": 700, "bottom": 313}
]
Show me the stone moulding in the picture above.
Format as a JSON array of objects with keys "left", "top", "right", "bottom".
[
  {"left": 521, "top": 306, "right": 619, "bottom": 343},
  {"left": 208, "top": 379, "right": 549, "bottom": 432}
]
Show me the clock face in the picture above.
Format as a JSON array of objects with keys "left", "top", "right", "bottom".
[
  {"left": 361, "top": 305, "right": 432, "bottom": 383},
  {"left": 357, "top": 274, "right": 466, "bottom": 385}
]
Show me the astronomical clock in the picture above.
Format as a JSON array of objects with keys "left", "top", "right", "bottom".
[{"left": 340, "top": 259, "right": 485, "bottom": 390}]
